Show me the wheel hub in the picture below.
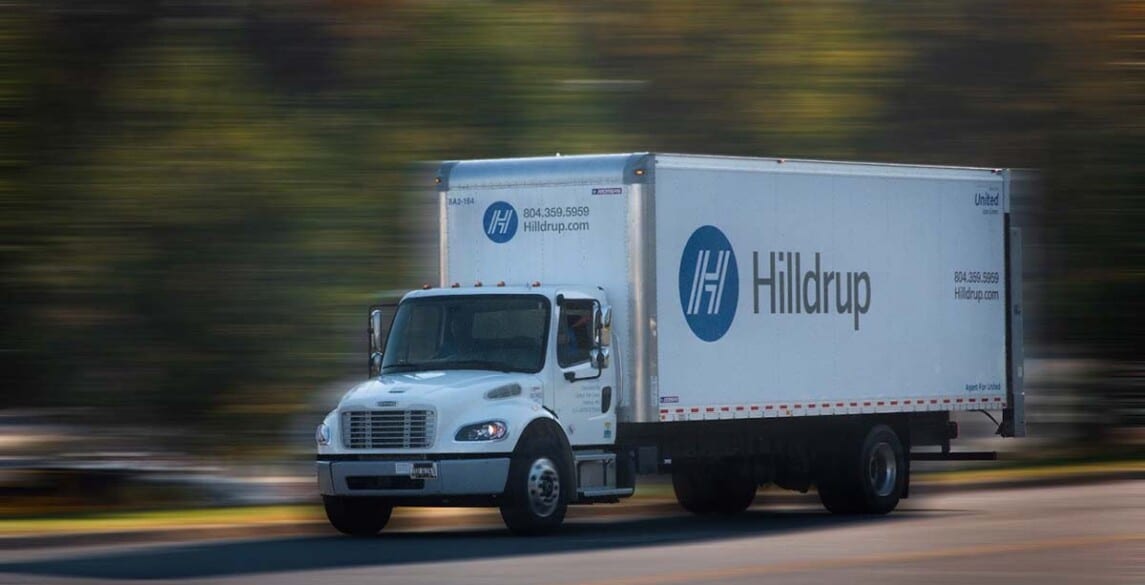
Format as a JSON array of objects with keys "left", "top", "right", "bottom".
[
  {"left": 867, "top": 442, "right": 897, "bottom": 497},
  {"left": 527, "top": 457, "right": 561, "bottom": 517}
]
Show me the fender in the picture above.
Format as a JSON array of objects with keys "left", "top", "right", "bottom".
[{"left": 508, "top": 416, "right": 576, "bottom": 495}]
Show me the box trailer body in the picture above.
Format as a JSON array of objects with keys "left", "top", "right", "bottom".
[
  {"left": 441, "top": 153, "right": 1016, "bottom": 424},
  {"left": 316, "top": 153, "right": 1024, "bottom": 535}
]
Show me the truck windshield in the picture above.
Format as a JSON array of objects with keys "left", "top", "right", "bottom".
[{"left": 381, "top": 294, "right": 550, "bottom": 374}]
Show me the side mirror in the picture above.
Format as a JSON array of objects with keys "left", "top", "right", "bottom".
[
  {"left": 591, "top": 303, "right": 609, "bottom": 369},
  {"left": 368, "top": 304, "right": 398, "bottom": 378},
  {"left": 593, "top": 306, "right": 603, "bottom": 347},
  {"left": 599, "top": 305, "right": 612, "bottom": 347},
  {"left": 369, "top": 309, "right": 384, "bottom": 352},
  {"left": 591, "top": 346, "right": 610, "bottom": 369},
  {"left": 369, "top": 351, "right": 383, "bottom": 378}
]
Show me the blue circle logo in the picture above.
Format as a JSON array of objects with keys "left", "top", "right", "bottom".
[
  {"left": 482, "top": 201, "right": 518, "bottom": 243},
  {"left": 678, "top": 226, "right": 738, "bottom": 342}
]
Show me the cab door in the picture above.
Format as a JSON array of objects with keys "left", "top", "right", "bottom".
[{"left": 550, "top": 293, "right": 618, "bottom": 447}]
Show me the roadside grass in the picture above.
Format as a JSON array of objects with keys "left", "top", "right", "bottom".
[
  {"left": 0, "top": 505, "right": 324, "bottom": 536},
  {"left": 912, "top": 458, "right": 1144, "bottom": 484}
]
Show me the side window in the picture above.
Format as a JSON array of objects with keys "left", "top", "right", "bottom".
[{"left": 557, "top": 300, "right": 594, "bottom": 368}]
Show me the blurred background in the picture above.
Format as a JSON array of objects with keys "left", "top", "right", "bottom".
[{"left": 1, "top": 0, "right": 1141, "bottom": 516}]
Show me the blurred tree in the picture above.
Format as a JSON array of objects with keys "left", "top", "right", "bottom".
[
  {"left": 325, "top": 0, "right": 629, "bottom": 157},
  {"left": 1034, "top": 1, "right": 1143, "bottom": 362},
  {"left": 0, "top": 2, "right": 40, "bottom": 408},
  {"left": 2, "top": 0, "right": 160, "bottom": 409},
  {"left": 71, "top": 39, "right": 316, "bottom": 431},
  {"left": 576, "top": 0, "right": 904, "bottom": 157},
  {"left": 2, "top": 0, "right": 1140, "bottom": 451}
]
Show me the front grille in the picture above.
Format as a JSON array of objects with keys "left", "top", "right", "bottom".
[{"left": 342, "top": 409, "right": 435, "bottom": 449}]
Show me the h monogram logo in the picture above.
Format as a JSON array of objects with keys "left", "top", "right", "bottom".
[
  {"left": 482, "top": 201, "right": 518, "bottom": 243},
  {"left": 487, "top": 208, "right": 515, "bottom": 235},
  {"left": 678, "top": 225, "right": 739, "bottom": 342},
  {"left": 686, "top": 249, "right": 731, "bottom": 315}
]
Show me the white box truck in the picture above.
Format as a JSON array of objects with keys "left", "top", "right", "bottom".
[{"left": 315, "top": 153, "right": 1025, "bottom": 535}]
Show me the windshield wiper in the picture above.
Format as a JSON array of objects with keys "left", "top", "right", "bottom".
[{"left": 382, "top": 362, "right": 433, "bottom": 373}]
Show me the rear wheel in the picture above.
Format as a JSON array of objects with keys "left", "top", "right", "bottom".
[
  {"left": 818, "top": 424, "right": 905, "bottom": 515},
  {"left": 672, "top": 462, "right": 717, "bottom": 515},
  {"left": 673, "top": 461, "right": 756, "bottom": 515},
  {"left": 323, "top": 496, "right": 393, "bottom": 537},
  {"left": 712, "top": 465, "right": 757, "bottom": 514},
  {"left": 500, "top": 436, "right": 569, "bottom": 535},
  {"left": 817, "top": 466, "right": 861, "bottom": 514}
]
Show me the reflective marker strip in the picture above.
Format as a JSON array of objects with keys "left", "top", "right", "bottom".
[{"left": 661, "top": 394, "right": 1007, "bottom": 421}]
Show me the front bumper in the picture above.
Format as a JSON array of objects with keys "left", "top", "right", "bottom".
[{"left": 317, "top": 456, "right": 511, "bottom": 497}]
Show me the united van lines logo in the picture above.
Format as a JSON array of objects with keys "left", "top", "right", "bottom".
[
  {"left": 678, "top": 225, "right": 739, "bottom": 342},
  {"left": 974, "top": 189, "right": 1000, "bottom": 207},
  {"left": 482, "top": 201, "right": 518, "bottom": 243}
]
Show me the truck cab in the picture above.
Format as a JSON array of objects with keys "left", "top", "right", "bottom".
[{"left": 316, "top": 284, "right": 628, "bottom": 535}]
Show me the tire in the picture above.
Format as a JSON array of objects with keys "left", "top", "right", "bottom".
[
  {"left": 673, "top": 461, "right": 756, "bottom": 515},
  {"left": 323, "top": 496, "right": 393, "bottom": 537},
  {"left": 712, "top": 465, "right": 757, "bottom": 515},
  {"left": 817, "top": 467, "right": 861, "bottom": 514},
  {"left": 500, "top": 436, "right": 569, "bottom": 535},
  {"left": 672, "top": 462, "right": 717, "bottom": 515},
  {"left": 818, "top": 424, "right": 905, "bottom": 515}
]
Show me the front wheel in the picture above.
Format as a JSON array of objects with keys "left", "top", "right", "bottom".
[
  {"left": 323, "top": 496, "right": 393, "bottom": 536},
  {"left": 500, "top": 437, "right": 569, "bottom": 535}
]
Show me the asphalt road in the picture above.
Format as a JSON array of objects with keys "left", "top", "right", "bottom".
[{"left": 2, "top": 480, "right": 1141, "bottom": 585}]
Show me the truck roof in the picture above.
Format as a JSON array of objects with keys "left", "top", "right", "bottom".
[
  {"left": 402, "top": 285, "right": 595, "bottom": 302},
  {"left": 436, "top": 153, "right": 1007, "bottom": 190}
]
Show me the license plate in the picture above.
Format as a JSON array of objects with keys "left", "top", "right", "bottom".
[
  {"left": 395, "top": 462, "right": 437, "bottom": 479},
  {"left": 410, "top": 462, "right": 437, "bottom": 479}
]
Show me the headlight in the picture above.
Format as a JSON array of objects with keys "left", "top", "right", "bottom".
[
  {"left": 455, "top": 420, "right": 509, "bottom": 442},
  {"left": 315, "top": 423, "right": 331, "bottom": 446}
]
